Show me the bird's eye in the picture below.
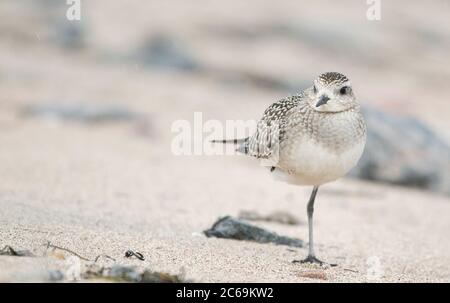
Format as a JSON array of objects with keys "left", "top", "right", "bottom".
[
  {"left": 313, "top": 86, "right": 317, "bottom": 94},
  {"left": 340, "top": 86, "right": 351, "bottom": 95}
]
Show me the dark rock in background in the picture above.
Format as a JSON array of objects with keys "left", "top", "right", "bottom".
[
  {"left": 206, "top": 68, "right": 302, "bottom": 92},
  {"left": 204, "top": 216, "right": 304, "bottom": 247},
  {"left": 52, "top": 21, "right": 86, "bottom": 50},
  {"left": 204, "top": 22, "right": 383, "bottom": 66},
  {"left": 136, "top": 34, "right": 200, "bottom": 72},
  {"left": 21, "top": 103, "right": 140, "bottom": 124},
  {"left": 351, "top": 106, "right": 450, "bottom": 195}
]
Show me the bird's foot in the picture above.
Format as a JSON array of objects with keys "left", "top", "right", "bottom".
[{"left": 293, "top": 255, "right": 337, "bottom": 267}]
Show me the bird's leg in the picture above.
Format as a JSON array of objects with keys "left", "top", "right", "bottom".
[
  {"left": 305, "top": 186, "right": 319, "bottom": 260},
  {"left": 293, "top": 186, "right": 337, "bottom": 266}
]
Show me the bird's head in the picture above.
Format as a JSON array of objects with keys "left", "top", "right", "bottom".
[{"left": 307, "top": 72, "right": 358, "bottom": 112}]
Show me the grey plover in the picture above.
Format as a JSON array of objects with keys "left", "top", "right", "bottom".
[{"left": 214, "top": 72, "right": 366, "bottom": 265}]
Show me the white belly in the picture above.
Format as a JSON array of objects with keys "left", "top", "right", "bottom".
[{"left": 274, "top": 138, "right": 365, "bottom": 186}]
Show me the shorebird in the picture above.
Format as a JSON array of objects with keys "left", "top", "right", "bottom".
[{"left": 213, "top": 72, "right": 366, "bottom": 265}]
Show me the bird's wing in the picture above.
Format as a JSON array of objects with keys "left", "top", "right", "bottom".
[{"left": 239, "top": 94, "right": 304, "bottom": 159}]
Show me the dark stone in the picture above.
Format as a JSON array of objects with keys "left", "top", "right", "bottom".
[
  {"left": 204, "top": 216, "right": 304, "bottom": 247},
  {"left": 48, "top": 270, "right": 65, "bottom": 281},
  {"left": 108, "top": 265, "right": 141, "bottom": 282},
  {"left": 350, "top": 106, "right": 450, "bottom": 195},
  {"left": 204, "top": 23, "right": 383, "bottom": 66},
  {"left": 21, "top": 103, "right": 139, "bottom": 124},
  {"left": 140, "top": 270, "right": 184, "bottom": 283},
  {"left": 137, "top": 34, "right": 200, "bottom": 72},
  {"left": 84, "top": 264, "right": 185, "bottom": 283},
  {"left": 52, "top": 22, "right": 86, "bottom": 50},
  {"left": 0, "top": 245, "right": 35, "bottom": 257}
]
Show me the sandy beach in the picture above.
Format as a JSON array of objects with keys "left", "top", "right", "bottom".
[{"left": 1, "top": 118, "right": 449, "bottom": 282}]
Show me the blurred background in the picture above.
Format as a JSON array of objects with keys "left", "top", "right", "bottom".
[{"left": 0, "top": 0, "right": 449, "bottom": 282}]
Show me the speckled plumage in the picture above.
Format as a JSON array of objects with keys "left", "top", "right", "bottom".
[
  {"left": 240, "top": 93, "right": 304, "bottom": 159},
  {"left": 317, "top": 72, "right": 349, "bottom": 86},
  {"left": 239, "top": 72, "right": 366, "bottom": 186}
]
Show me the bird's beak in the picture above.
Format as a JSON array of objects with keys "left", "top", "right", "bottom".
[{"left": 316, "top": 95, "right": 330, "bottom": 107}]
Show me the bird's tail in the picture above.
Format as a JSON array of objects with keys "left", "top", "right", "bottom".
[
  {"left": 211, "top": 137, "right": 249, "bottom": 154},
  {"left": 210, "top": 138, "right": 247, "bottom": 144}
]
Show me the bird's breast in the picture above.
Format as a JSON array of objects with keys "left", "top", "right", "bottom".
[
  {"left": 275, "top": 137, "right": 365, "bottom": 185},
  {"left": 275, "top": 109, "right": 366, "bottom": 185}
]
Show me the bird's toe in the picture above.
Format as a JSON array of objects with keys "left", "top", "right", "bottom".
[{"left": 293, "top": 256, "right": 337, "bottom": 267}]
